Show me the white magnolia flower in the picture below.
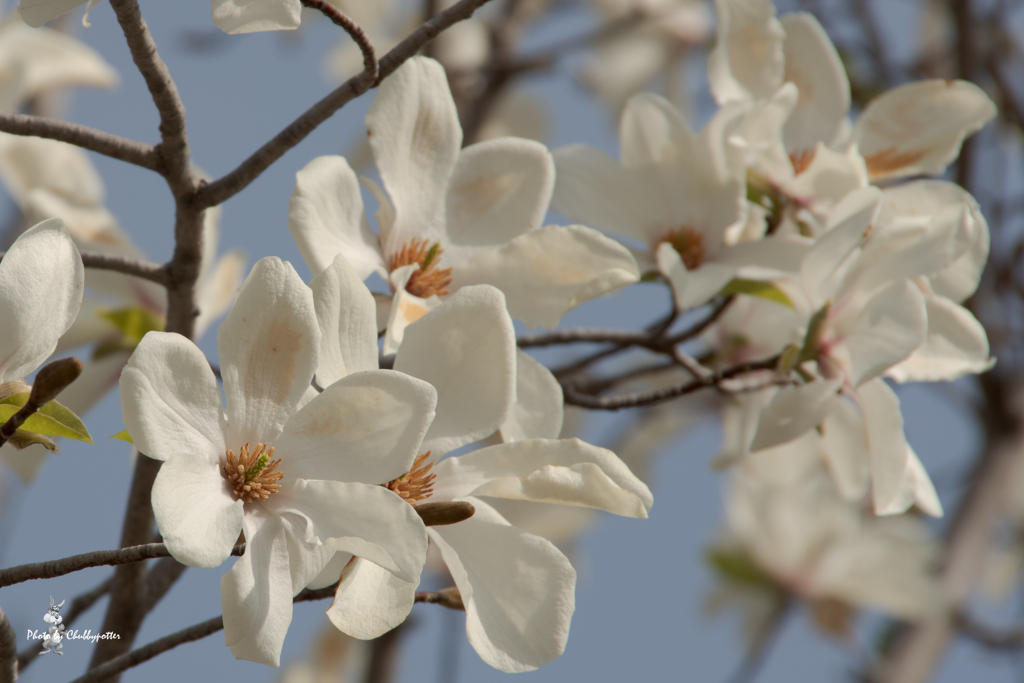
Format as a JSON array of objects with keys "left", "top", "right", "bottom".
[
  {"left": 290, "top": 56, "right": 638, "bottom": 354},
  {"left": 17, "top": 0, "right": 102, "bottom": 28},
  {"left": 0, "top": 218, "right": 84, "bottom": 477},
  {"left": 710, "top": 436, "right": 942, "bottom": 637},
  {"left": 553, "top": 91, "right": 807, "bottom": 310},
  {"left": 301, "top": 255, "right": 652, "bottom": 672},
  {"left": 120, "top": 257, "right": 438, "bottom": 666}
]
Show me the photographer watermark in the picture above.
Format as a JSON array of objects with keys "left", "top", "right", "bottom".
[{"left": 26, "top": 596, "right": 120, "bottom": 655}]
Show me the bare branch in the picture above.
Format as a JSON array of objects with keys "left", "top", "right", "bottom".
[
  {"left": 415, "top": 587, "right": 465, "bottom": 610},
  {"left": 68, "top": 583, "right": 341, "bottom": 683},
  {"left": 108, "top": 0, "right": 192, "bottom": 195},
  {"left": 517, "top": 329, "right": 651, "bottom": 348},
  {"left": 723, "top": 598, "right": 791, "bottom": 683},
  {"left": 17, "top": 577, "right": 113, "bottom": 671},
  {"left": 0, "top": 543, "right": 244, "bottom": 588},
  {"left": 562, "top": 354, "right": 780, "bottom": 410},
  {"left": 0, "top": 250, "right": 167, "bottom": 285},
  {"left": 0, "top": 113, "right": 158, "bottom": 171},
  {"left": 195, "top": 0, "right": 496, "bottom": 209},
  {"left": 301, "top": 0, "right": 377, "bottom": 79},
  {"left": 0, "top": 607, "right": 15, "bottom": 683}
]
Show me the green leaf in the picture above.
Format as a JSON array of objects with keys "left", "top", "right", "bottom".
[
  {"left": 100, "top": 307, "right": 164, "bottom": 345},
  {"left": 110, "top": 429, "right": 134, "bottom": 444},
  {"left": 721, "top": 279, "right": 794, "bottom": 309},
  {"left": 0, "top": 398, "right": 93, "bottom": 444},
  {"left": 706, "top": 549, "right": 776, "bottom": 591}
]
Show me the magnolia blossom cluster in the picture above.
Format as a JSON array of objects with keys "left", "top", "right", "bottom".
[{"left": 0, "top": 0, "right": 1003, "bottom": 676}]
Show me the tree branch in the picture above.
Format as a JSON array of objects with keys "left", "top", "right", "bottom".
[
  {"left": 301, "top": 0, "right": 377, "bottom": 79},
  {"left": 955, "top": 611, "right": 1024, "bottom": 650},
  {"left": 0, "top": 608, "right": 15, "bottom": 683},
  {"left": 0, "top": 113, "right": 159, "bottom": 171},
  {"left": 194, "top": 0, "right": 496, "bottom": 209},
  {"left": 0, "top": 250, "right": 168, "bottom": 285},
  {"left": 562, "top": 354, "right": 780, "bottom": 410},
  {"left": 0, "top": 544, "right": 244, "bottom": 588},
  {"left": 68, "top": 583, "right": 341, "bottom": 683}
]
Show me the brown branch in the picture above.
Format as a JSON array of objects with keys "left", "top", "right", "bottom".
[
  {"left": 518, "top": 329, "right": 652, "bottom": 348},
  {"left": 0, "top": 607, "right": 15, "bottom": 683},
  {"left": 562, "top": 354, "right": 780, "bottom": 410},
  {"left": 195, "top": 0, "right": 496, "bottom": 209},
  {"left": 0, "top": 113, "right": 159, "bottom": 171},
  {"left": 17, "top": 576, "right": 113, "bottom": 671},
  {"left": 0, "top": 250, "right": 168, "bottom": 285},
  {"left": 955, "top": 611, "right": 1024, "bottom": 650},
  {"left": 0, "top": 544, "right": 244, "bottom": 589},
  {"left": 414, "top": 587, "right": 464, "bottom": 610},
  {"left": 301, "top": 0, "right": 377, "bottom": 78},
  {"left": 69, "top": 583, "right": 341, "bottom": 683}
]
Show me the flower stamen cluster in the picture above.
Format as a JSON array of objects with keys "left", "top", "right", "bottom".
[
  {"left": 223, "top": 442, "right": 283, "bottom": 503},
  {"left": 658, "top": 227, "right": 707, "bottom": 270},
  {"left": 389, "top": 239, "right": 453, "bottom": 298},
  {"left": 384, "top": 451, "right": 435, "bottom": 504}
]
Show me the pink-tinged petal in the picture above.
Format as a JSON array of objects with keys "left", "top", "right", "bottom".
[
  {"left": 120, "top": 332, "right": 225, "bottom": 462},
  {"left": 273, "top": 479, "right": 427, "bottom": 583},
  {"left": 780, "top": 13, "right": 850, "bottom": 151},
  {"left": 381, "top": 265, "right": 442, "bottom": 356},
  {"left": 432, "top": 438, "right": 653, "bottom": 518},
  {"left": 853, "top": 80, "right": 996, "bottom": 181},
  {"left": 310, "top": 253, "right": 380, "bottom": 387},
  {"left": 326, "top": 558, "right": 417, "bottom": 640},
  {"left": 395, "top": 285, "right": 516, "bottom": 454},
  {"left": 857, "top": 378, "right": 915, "bottom": 515},
  {"left": 211, "top": 0, "right": 302, "bottom": 34},
  {"left": 0, "top": 218, "right": 83, "bottom": 383},
  {"left": 500, "top": 350, "right": 563, "bottom": 442},
  {"left": 887, "top": 295, "right": 993, "bottom": 383},
  {"left": 444, "top": 137, "right": 554, "bottom": 260},
  {"left": 219, "top": 257, "right": 320, "bottom": 447},
  {"left": 550, "top": 144, "right": 665, "bottom": 243},
  {"left": 222, "top": 511, "right": 334, "bottom": 666},
  {"left": 820, "top": 397, "right": 870, "bottom": 501},
  {"left": 152, "top": 451, "right": 244, "bottom": 569},
  {"left": 428, "top": 499, "right": 575, "bottom": 672},
  {"left": 276, "top": 369, "right": 436, "bottom": 485},
  {"left": 289, "top": 155, "right": 385, "bottom": 280},
  {"left": 366, "top": 57, "right": 461, "bottom": 253},
  {"left": 453, "top": 225, "right": 639, "bottom": 329},
  {"left": 749, "top": 380, "right": 842, "bottom": 452},
  {"left": 707, "top": 0, "right": 785, "bottom": 104},
  {"left": 843, "top": 280, "right": 927, "bottom": 387}
]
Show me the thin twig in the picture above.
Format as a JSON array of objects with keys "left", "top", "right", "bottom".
[
  {"left": 0, "top": 113, "right": 159, "bottom": 171},
  {"left": 955, "top": 611, "right": 1024, "bottom": 650},
  {"left": 562, "top": 354, "right": 781, "bottom": 410},
  {"left": 0, "top": 544, "right": 244, "bottom": 589},
  {"left": 0, "top": 250, "right": 168, "bottom": 285},
  {"left": 68, "top": 583, "right": 340, "bottom": 683},
  {"left": 16, "top": 577, "right": 113, "bottom": 671},
  {"left": 723, "top": 598, "right": 791, "bottom": 683},
  {"left": 301, "top": 0, "right": 377, "bottom": 78},
  {"left": 517, "top": 329, "right": 651, "bottom": 348},
  {"left": 195, "top": 0, "right": 496, "bottom": 209}
]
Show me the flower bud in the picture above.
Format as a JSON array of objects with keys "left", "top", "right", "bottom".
[
  {"left": 29, "top": 357, "right": 83, "bottom": 407},
  {"left": 414, "top": 500, "right": 475, "bottom": 526}
]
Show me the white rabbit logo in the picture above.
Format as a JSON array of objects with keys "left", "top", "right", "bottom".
[{"left": 40, "top": 596, "right": 65, "bottom": 656}]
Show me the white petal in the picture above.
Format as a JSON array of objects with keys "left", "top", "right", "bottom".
[
  {"left": 273, "top": 479, "right": 427, "bottom": 583},
  {"left": 749, "top": 380, "right": 842, "bottom": 452},
  {"left": 366, "top": 57, "right": 461, "bottom": 253},
  {"left": 907, "top": 445, "right": 943, "bottom": 517},
  {"left": 619, "top": 92, "right": 699, "bottom": 168},
  {"left": 222, "top": 511, "right": 333, "bottom": 666},
  {"left": 444, "top": 137, "right": 554, "bottom": 259},
  {"left": 288, "top": 155, "right": 385, "bottom": 280},
  {"left": 306, "top": 551, "right": 352, "bottom": 590},
  {"left": 395, "top": 285, "right": 516, "bottom": 454},
  {"left": 820, "top": 397, "right": 870, "bottom": 500},
  {"left": 381, "top": 266, "right": 442, "bottom": 355},
  {"left": 195, "top": 250, "right": 245, "bottom": 340},
  {"left": 550, "top": 144, "right": 664, "bottom": 243},
  {"left": 780, "top": 13, "right": 850, "bottom": 151},
  {"left": 17, "top": 0, "right": 88, "bottom": 28},
  {"left": 275, "top": 369, "right": 436, "bottom": 485},
  {"left": 211, "top": 0, "right": 302, "bottom": 34},
  {"left": 799, "top": 187, "right": 880, "bottom": 297},
  {"left": 1, "top": 442, "right": 47, "bottom": 482},
  {"left": 327, "top": 558, "right": 417, "bottom": 640},
  {"left": 888, "top": 295, "right": 992, "bottom": 382},
  {"left": 219, "top": 257, "right": 320, "bottom": 447},
  {"left": 657, "top": 242, "right": 737, "bottom": 311},
  {"left": 51, "top": 349, "right": 129, "bottom": 418},
  {"left": 432, "top": 438, "right": 653, "bottom": 518},
  {"left": 0, "top": 134, "right": 104, "bottom": 207},
  {"left": 500, "top": 350, "right": 563, "bottom": 442},
  {"left": 453, "top": 225, "right": 639, "bottom": 329},
  {"left": 0, "top": 218, "right": 83, "bottom": 383},
  {"left": 853, "top": 80, "right": 997, "bottom": 181},
  {"left": 152, "top": 451, "right": 244, "bottom": 568},
  {"left": 843, "top": 280, "right": 927, "bottom": 387},
  {"left": 707, "top": 0, "right": 786, "bottom": 104},
  {"left": 310, "top": 252, "right": 380, "bottom": 387},
  {"left": 858, "top": 378, "right": 914, "bottom": 515},
  {"left": 119, "top": 332, "right": 225, "bottom": 462},
  {"left": 428, "top": 499, "right": 576, "bottom": 673}
]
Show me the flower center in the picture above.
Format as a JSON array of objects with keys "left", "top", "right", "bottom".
[
  {"left": 657, "top": 227, "right": 706, "bottom": 270},
  {"left": 384, "top": 451, "right": 435, "bottom": 505},
  {"left": 808, "top": 597, "right": 855, "bottom": 638},
  {"left": 222, "top": 442, "right": 283, "bottom": 503},
  {"left": 789, "top": 147, "right": 816, "bottom": 176},
  {"left": 388, "top": 238, "right": 454, "bottom": 298}
]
